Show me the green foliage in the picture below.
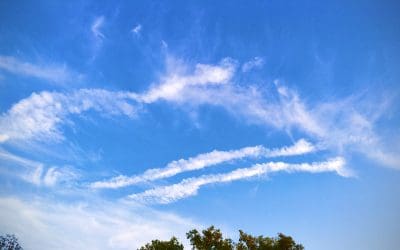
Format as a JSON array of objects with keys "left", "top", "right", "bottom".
[
  {"left": 0, "top": 234, "right": 23, "bottom": 250},
  {"left": 186, "top": 226, "right": 234, "bottom": 250},
  {"left": 237, "top": 231, "right": 304, "bottom": 250},
  {"left": 139, "top": 237, "right": 184, "bottom": 250},
  {"left": 139, "top": 226, "right": 304, "bottom": 250}
]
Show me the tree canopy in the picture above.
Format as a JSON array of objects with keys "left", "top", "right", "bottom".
[
  {"left": 139, "top": 226, "right": 304, "bottom": 250},
  {"left": 139, "top": 237, "right": 184, "bottom": 250},
  {"left": 0, "top": 234, "right": 23, "bottom": 250}
]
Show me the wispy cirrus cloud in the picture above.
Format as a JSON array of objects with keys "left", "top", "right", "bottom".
[
  {"left": 131, "top": 24, "right": 142, "bottom": 35},
  {"left": 140, "top": 57, "right": 325, "bottom": 137},
  {"left": 0, "top": 89, "right": 139, "bottom": 143},
  {"left": 91, "top": 139, "right": 316, "bottom": 189},
  {"left": 0, "top": 149, "right": 78, "bottom": 186},
  {"left": 241, "top": 57, "right": 264, "bottom": 72},
  {"left": 140, "top": 57, "right": 237, "bottom": 103},
  {"left": 0, "top": 55, "right": 83, "bottom": 85},
  {"left": 91, "top": 16, "right": 105, "bottom": 40},
  {"left": 127, "top": 157, "right": 349, "bottom": 204},
  {"left": 139, "top": 57, "right": 398, "bottom": 169},
  {"left": 0, "top": 196, "right": 198, "bottom": 250},
  {"left": 0, "top": 56, "right": 397, "bottom": 170}
]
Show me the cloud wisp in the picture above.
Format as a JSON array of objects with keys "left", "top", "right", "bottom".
[
  {"left": 131, "top": 24, "right": 142, "bottom": 35},
  {"left": 0, "top": 56, "right": 397, "bottom": 170},
  {"left": 0, "top": 149, "right": 77, "bottom": 186},
  {"left": 140, "top": 57, "right": 237, "bottom": 103},
  {"left": 127, "top": 157, "right": 348, "bottom": 204},
  {"left": 91, "top": 139, "right": 316, "bottom": 189},
  {"left": 91, "top": 16, "right": 105, "bottom": 40},
  {"left": 242, "top": 57, "right": 265, "bottom": 72},
  {"left": 0, "top": 196, "right": 198, "bottom": 250},
  {"left": 0, "top": 89, "right": 139, "bottom": 143},
  {"left": 0, "top": 55, "right": 82, "bottom": 85}
]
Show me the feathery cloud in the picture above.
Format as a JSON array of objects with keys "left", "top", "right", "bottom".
[
  {"left": 131, "top": 24, "right": 142, "bottom": 35},
  {"left": 0, "top": 149, "right": 78, "bottom": 186},
  {"left": 128, "top": 157, "right": 348, "bottom": 204},
  {"left": 0, "top": 196, "right": 198, "bottom": 250},
  {"left": 0, "top": 89, "right": 139, "bottom": 143},
  {"left": 91, "top": 16, "right": 105, "bottom": 40},
  {"left": 91, "top": 139, "right": 315, "bottom": 189},
  {"left": 0, "top": 55, "right": 82, "bottom": 85},
  {"left": 1, "top": 56, "right": 396, "bottom": 170},
  {"left": 140, "top": 58, "right": 237, "bottom": 103},
  {"left": 242, "top": 57, "right": 264, "bottom": 72}
]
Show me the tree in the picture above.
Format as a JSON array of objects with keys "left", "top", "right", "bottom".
[
  {"left": 0, "top": 234, "right": 23, "bottom": 250},
  {"left": 186, "top": 226, "right": 234, "bottom": 250},
  {"left": 139, "top": 226, "right": 304, "bottom": 250},
  {"left": 139, "top": 237, "right": 184, "bottom": 250},
  {"left": 237, "top": 231, "right": 304, "bottom": 250}
]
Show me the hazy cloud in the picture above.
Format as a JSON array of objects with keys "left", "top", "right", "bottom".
[{"left": 0, "top": 55, "right": 82, "bottom": 85}]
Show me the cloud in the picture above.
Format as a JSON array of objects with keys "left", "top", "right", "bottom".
[
  {"left": 91, "top": 16, "right": 105, "bottom": 40},
  {"left": 0, "top": 55, "right": 82, "bottom": 85},
  {"left": 91, "top": 139, "right": 316, "bottom": 189},
  {"left": 140, "top": 57, "right": 237, "bottom": 103},
  {"left": 139, "top": 57, "right": 398, "bottom": 169},
  {"left": 127, "top": 157, "right": 348, "bottom": 204},
  {"left": 139, "top": 58, "right": 324, "bottom": 137},
  {"left": 241, "top": 57, "right": 264, "bottom": 72},
  {"left": 1, "top": 56, "right": 396, "bottom": 170},
  {"left": 0, "top": 149, "right": 78, "bottom": 186},
  {"left": 0, "top": 89, "right": 139, "bottom": 143},
  {"left": 0, "top": 196, "right": 198, "bottom": 250},
  {"left": 131, "top": 24, "right": 142, "bottom": 35}
]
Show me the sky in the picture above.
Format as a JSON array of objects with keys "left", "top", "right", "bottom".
[{"left": 0, "top": 1, "right": 399, "bottom": 249}]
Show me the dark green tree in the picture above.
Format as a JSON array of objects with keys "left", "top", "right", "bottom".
[
  {"left": 0, "top": 234, "right": 23, "bottom": 250},
  {"left": 186, "top": 226, "right": 234, "bottom": 250},
  {"left": 139, "top": 237, "right": 184, "bottom": 250},
  {"left": 237, "top": 231, "right": 304, "bottom": 250},
  {"left": 139, "top": 226, "right": 304, "bottom": 250}
]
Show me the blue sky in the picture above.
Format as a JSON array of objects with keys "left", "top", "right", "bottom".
[{"left": 0, "top": 1, "right": 399, "bottom": 249}]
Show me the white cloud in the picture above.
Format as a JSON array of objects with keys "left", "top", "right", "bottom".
[
  {"left": 139, "top": 57, "right": 398, "bottom": 169},
  {"left": 1, "top": 56, "right": 397, "bottom": 171},
  {"left": 91, "top": 16, "right": 105, "bottom": 40},
  {"left": 128, "top": 157, "right": 348, "bottom": 204},
  {"left": 140, "top": 58, "right": 237, "bottom": 103},
  {"left": 91, "top": 139, "right": 316, "bottom": 189},
  {"left": 0, "top": 149, "right": 78, "bottom": 186},
  {"left": 0, "top": 89, "right": 139, "bottom": 143},
  {"left": 0, "top": 196, "right": 198, "bottom": 250},
  {"left": 241, "top": 57, "right": 264, "bottom": 72},
  {"left": 139, "top": 58, "right": 324, "bottom": 137},
  {"left": 131, "top": 24, "right": 142, "bottom": 35},
  {"left": 0, "top": 55, "right": 82, "bottom": 85}
]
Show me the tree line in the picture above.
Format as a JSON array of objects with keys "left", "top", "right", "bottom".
[
  {"left": 0, "top": 226, "right": 304, "bottom": 250},
  {"left": 139, "top": 226, "right": 304, "bottom": 250}
]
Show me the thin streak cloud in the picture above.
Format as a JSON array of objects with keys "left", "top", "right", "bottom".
[
  {"left": 91, "top": 16, "right": 105, "bottom": 40},
  {"left": 127, "top": 157, "right": 348, "bottom": 204},
  {"left": 91, "top": 139, "right": 315, "bottom": 189}
]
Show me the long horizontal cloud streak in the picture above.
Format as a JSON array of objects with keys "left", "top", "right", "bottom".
[
  {"left": 128, "top": 157, "right": 348, "bottom": 204},
  {"left": 90, "top": 139, "right": 315, "bottom": 189}
]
